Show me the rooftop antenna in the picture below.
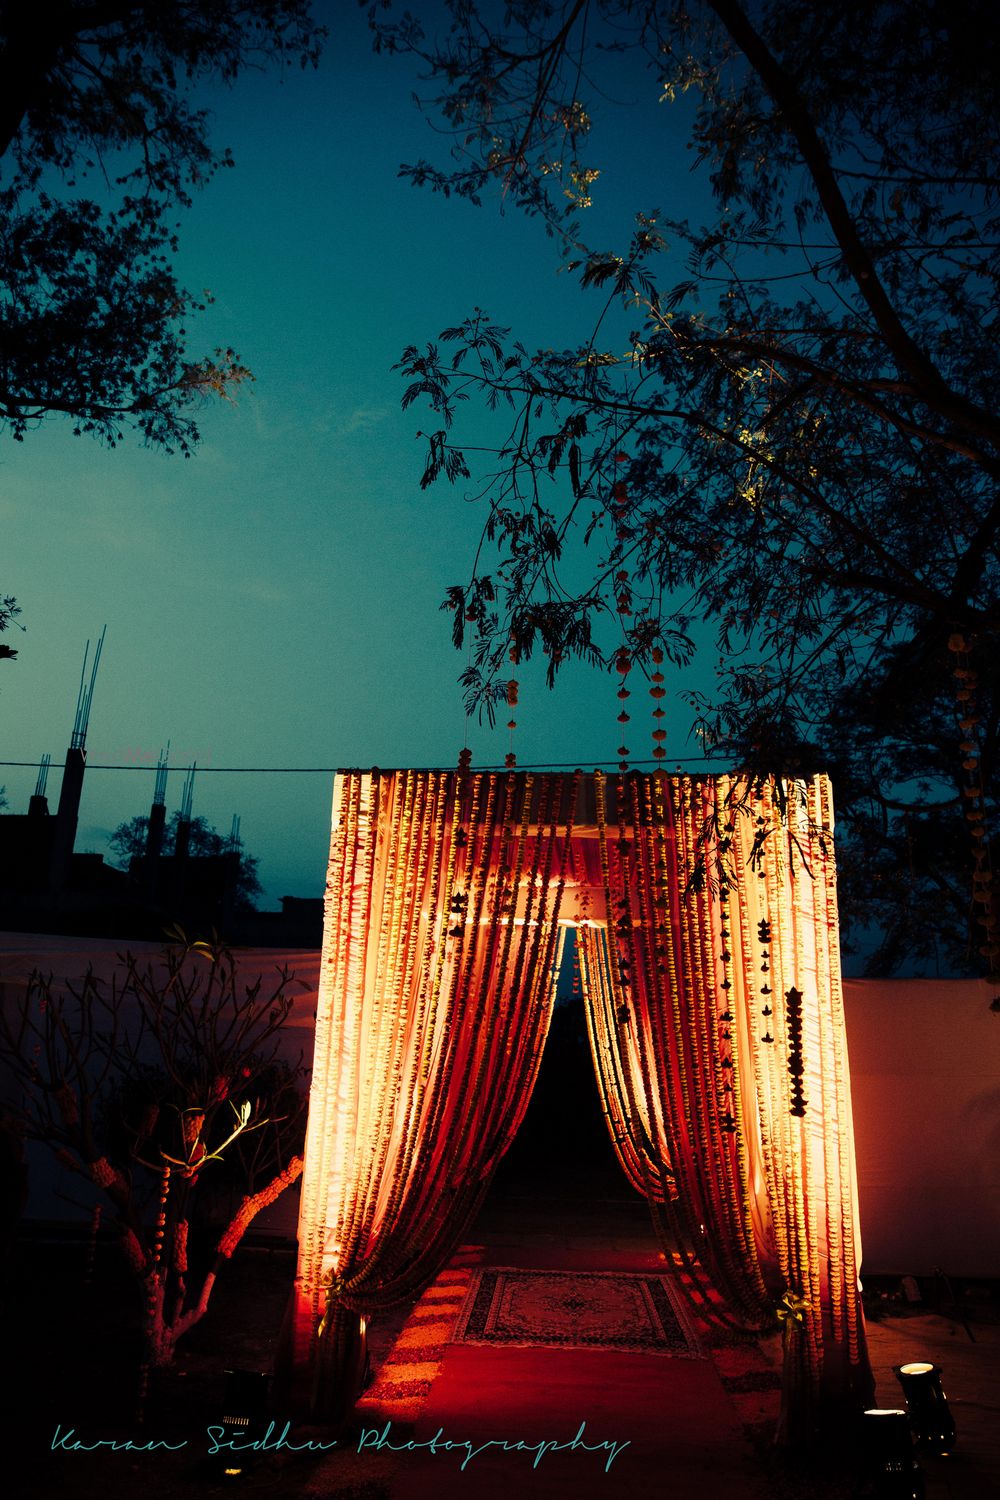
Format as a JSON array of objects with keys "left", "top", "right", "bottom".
[
  {"left": 51, "top": 627, "right": 107, "bottom": 890},
  {"left": 174, "top": 763, "right": 196, "bottom": 863},
  {"left": 143, "top": 741, "right": 171, "bottom": 901},
  {"left": 227, "top": 814, "right": 241, "bottom": 852},
  {"left": 70, "top": 624, "right": 107, "bottom": 750},
  {"left": 29, "top": 752, "right": 52, "bottom": 819},
  {"left": 180, "top": 762, "right": 196, "bottom": 823},
  {"left": 33, "top": 753, "right": 51, "bottom": 800},
  {"left": 153, "top": 740, "right": 170, "bottom": 807}
]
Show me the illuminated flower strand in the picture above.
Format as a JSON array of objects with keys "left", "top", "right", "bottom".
[{"left": 295, "top": 769, "right": 869, "bottom": 1423}]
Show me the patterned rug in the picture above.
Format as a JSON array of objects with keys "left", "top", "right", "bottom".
[{"left": 451, "top": 1267, "right": 705, "bottom": 1357}]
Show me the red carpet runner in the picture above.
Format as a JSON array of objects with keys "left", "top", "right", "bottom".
[
  {"left": 392, "top": 1339, "right": 771, "bottom": 1499},
  {"left": 305, "top": 1237, "right": 781, "bottom": 1500}
]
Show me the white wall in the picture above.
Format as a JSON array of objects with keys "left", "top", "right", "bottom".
[
  {"left": 5, "top": 936, "right": 999, "bottom": 1277},
  {"left": 844, "top": 978, "right": 1000, "bottom": 1277}
]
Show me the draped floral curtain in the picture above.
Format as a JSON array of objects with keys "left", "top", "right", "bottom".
[
  {"left": 288, "top": 767, "right": 871, "bottom": 1435},
  {"left": 287, "top": 768, "right": 578, "bottom": 1420},
  {"left": 587, "top": 770, "right": 872, "bottom": 1433}
]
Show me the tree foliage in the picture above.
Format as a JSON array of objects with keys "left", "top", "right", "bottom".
[
  {"left": 109, "top": 810, "right": 263, "bottom": 911},
  {"left": 0, "top": 596, "right": 19, "bottom": 797},
  {"left": 0, "top": 592, "right": 19, "bottom": 661},
  {"left": 374, "top": 0, "right": 1000, "bottom": 976},
  {"left": 0, "top": 937, "right": 306, "bottom": 1365},
  {"left": 0, "top": 0, "right": 324, "bottom": 453}
]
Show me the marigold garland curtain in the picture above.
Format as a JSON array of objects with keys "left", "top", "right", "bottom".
[
  {"left": 288, "top": 767, "right": 871, "bottom": 1432},
  {"left": 286, "top": 768, "right": 578, "bottom": 1419},
  {"left": 586, "top": 771, "right": 871, "bottom": 1430}
]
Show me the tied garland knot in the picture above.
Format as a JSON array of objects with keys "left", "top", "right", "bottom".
[
  {"left": 317, "top": 1270, "right": 348, "bottom": 1339},
  {"left": 776, "top": 1290, "right": 809, "bottom": 1330}
]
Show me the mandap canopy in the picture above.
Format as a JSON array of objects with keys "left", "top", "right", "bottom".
[{"left": 282, "top": 767, "right": 873, "bottom": 1435}]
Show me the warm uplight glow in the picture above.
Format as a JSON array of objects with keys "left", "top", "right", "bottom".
[
  {"left": 291, "top": 769, "right": 870, "bottom": 1427},
  {"left": 291, "top": 770, "right": 580, "bottom": 1416},
  {"left": 900, "top": 1363, "right": 935, "bottom": 1376},
  {"left": 580, "top": 770, "right": 867, "bottom": 1416}
]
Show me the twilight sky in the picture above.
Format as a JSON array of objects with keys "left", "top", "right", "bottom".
[{"left": 1, "top": 1, "right": 716, "bottom": 908}]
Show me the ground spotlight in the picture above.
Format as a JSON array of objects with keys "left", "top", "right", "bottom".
[
  {"left": 861, "top": 1408, "right": 925, "bottom": 1499},
  {"left": 207, "top": 1368, "right": 272, "bottom": 1482},
  {"left": 893, "top": 1363, "right": 956, "bottom": 1455}
]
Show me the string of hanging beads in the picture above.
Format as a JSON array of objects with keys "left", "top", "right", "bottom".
[
  {"left": 615, "top": 646, "right": 632, "bottom": 773},
  {"left": 505, "top": 657, "right": 518, "bottom": 769},
  {"left": 758, "top": 916, "right": 774, "bottom": 1045},
  {"left": 610, "top": 449, "right": 633, "bottom": 775},
  {"left": 716, "top": 816, "right": 737, "bottom": 1136},
  {"left": 136, "top": 1163, "right": 171, "bottom": 1420},
  {"left": 650, "top": 646, "right": 667, "bottom": 763}
]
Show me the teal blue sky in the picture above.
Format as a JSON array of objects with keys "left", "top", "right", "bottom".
[{"left": 2, "top": 2, "right": 716, "bottom": 907}]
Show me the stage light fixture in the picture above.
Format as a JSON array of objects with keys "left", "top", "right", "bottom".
[
  {"left": 893, "top": 1362, "right": 956, "bottom": 1455},
  {"left": 210, "top": 1368, "right": 272, "bottom": 1482},
  {"left": 861, "top": 1408, "right": 926, "bottom": 1500}
]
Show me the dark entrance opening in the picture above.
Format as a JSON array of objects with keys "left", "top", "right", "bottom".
[{"left": 478, "top": 932, "right": 650, "bottom": 1252}]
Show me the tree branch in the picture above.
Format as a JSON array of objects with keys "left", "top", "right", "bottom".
[{"left": 706, "top": 0, "right": 1000, "bottom": 452}]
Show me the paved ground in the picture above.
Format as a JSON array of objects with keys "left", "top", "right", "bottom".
[
  {"left": 865, "top": 1308, "right": 1000, "bottom": 1500},
  {"left": 303, "top": 1181, "right": 778, "bottom": 1500},
  {"left": 296, "top": 1165, "right": 1000, "bottom": 1500},
  {"left": 11, "top": 1180, "right": 996, "bottom": 1500}
]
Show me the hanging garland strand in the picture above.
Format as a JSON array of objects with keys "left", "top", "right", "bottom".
[
  {"left": 595, "top": 772, "right": 705, "bottom": 1298},
  {"left": 505, "top": 674, "right": 519, "bottom": 769},
  {"left": 136, "top": 1163, "right": 171, "bottom": 1422},
  {"left": 649, "top": 647, "right": 667, "bottom": 763},
  {"left": 785, "top": 987, "right": 808, "bottom": 1117},
  {"left": 714, "top": 783, "right": 766, "bottom": 1293},
  {"left": 615, "top": 646, "right": 632, "bottom": 774}
]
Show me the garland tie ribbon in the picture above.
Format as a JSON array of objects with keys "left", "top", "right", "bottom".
[{"left": 775, "top": 1290, "right": 809, "bottom": 1329}]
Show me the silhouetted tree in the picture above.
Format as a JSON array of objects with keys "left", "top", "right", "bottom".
[
  {"left": 0, "top": 593, "right": 19, "bottom": 663},
  {"left": 0, "top": 590, "right": 16, "bottom": 805},
  {"left": 0, "top": 937, "right": 306, "bottom": 1367},
  {"left": 109, "top": 811, "right": 263, "bottom": 911},
  {"left": 0, "top": 1, "right": 324, "bottom": 453},
  {"left": 375, "top": 0, "right": 1000, "bottom": 977}
]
